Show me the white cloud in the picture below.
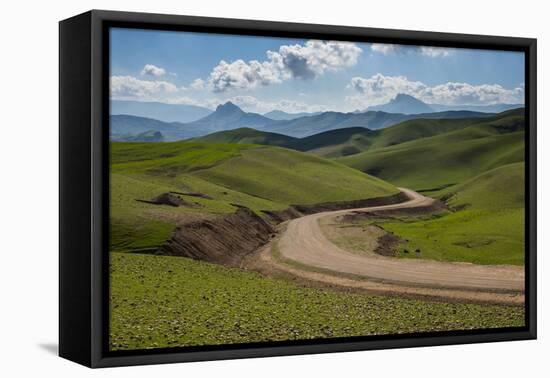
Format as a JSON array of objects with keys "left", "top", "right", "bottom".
[
  {"left": 419, "top": 46, "right": 451, "bottom": 58},
  {"left": 140, "top": 64, "right": 167, "bottom": 77},
  {"left": 227, "top": 95, "right": 324, "bottom": 113},
  {"left": 163, "top": 94, "right": 325, "bottom": 113},
  {"left": 190, "top": 78, "right": 206, "bottom": 90},
  {"left": 370, "top": 44, "right": 398, "bottom": 55},
  {"left": 110, "top": 75, "right": 178, "bottom": 98},
  {"left": 206, "top": 40, "right": 362, "bottom": 92},
  {"left": 162, "top": 96, "right": 219, "bottom": 109},
  {"left": 347, "top": 73, "right": 524, "bottom": 108},
  {"left": 370, "top": 43, "right": 453, "bottom": 58}
]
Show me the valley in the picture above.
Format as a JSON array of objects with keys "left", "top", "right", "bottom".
[{"left": 108, "top": 98, "right": 526, "bottom": 351}]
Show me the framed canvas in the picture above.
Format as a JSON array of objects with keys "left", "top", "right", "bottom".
[{"left": 59, "top": 10, "right": 537, "bottom": 368}]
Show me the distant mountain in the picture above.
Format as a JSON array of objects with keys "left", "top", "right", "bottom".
[
  {"left": 366, "top": 94, "right": 523, "bottom": 115},
  {"left": 111, "top": 101, "right": 503, "bottom": 141},
  {"left": 196, "top": 127, "right": 297, "bottom": 146},
  {"left": 260, "top": 111, "right": 406, "bottom": 137},
  {"left": 260, "top": 109, "right": 493, "bottom": 138},
  {"left": 111, "top": 100, "right": 212, "bottom": 123},
  {"left": 368, "top": 94, "right": 434, "bottom": 114},
  {"left": 195, "top": 109, "right": 523, "bottom": 159},
  {"left": 429, "top": 103, "right": 524, "bottom": 113},
  {"left": 183, "top": 102, "right": 275, "bottom": 135},
  {"left": 112, "top": 130, "right": 164, "bottom": 142},
  {"left": 263, "top": 110, "right": 322, "bottom": 121},
  {"left": 110, "top": 102, "right": 276, "bottom": 141},
  {"left": 110, "top": 115, "right": 196, "bottom": 141}
]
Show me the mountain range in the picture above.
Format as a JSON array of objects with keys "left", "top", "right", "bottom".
[
  {"left": 366, "top": 94, "right": 522, "bottom": 115},
  {"left": 110, "top": 96, "right": 522, "bottom": 141},
  {"left": 111, "top": 100, "right": 212, "bottom": 123},
  {"left": 263, "top": 110, "right": 322, "bottom": 121}
]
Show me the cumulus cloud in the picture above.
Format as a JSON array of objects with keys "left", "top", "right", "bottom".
[
  {"left": 347, "top": 73, "right": 524, "bottom": 108},
  {"left": 206, "top": 40, "right": 362, "bottom": 92},
  {"left": 110, "top": 75, "right": 178, "bottom": 98},
  {"left": 190, "top": 78, "right": 206, "bottom": 90},
  {"left": 140, "top": 64, "right": 167, "bottom": 77},
  {"left": 370, "top": 43, "right": 453, "bottom": 58}
]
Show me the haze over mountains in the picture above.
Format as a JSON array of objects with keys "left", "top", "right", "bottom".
[
  {"left": 263, "top": 110, "right": 322, "bottom": 121},
  {"left": 111, "top": 100, "right": 212, "bottom": 123},
  {"left": 367, "top": 94, "right": 434, "bottom": 114},
  {"left": 366, "top": 94, "right": 522, "bottom": 115},
  {"left": 110, "top": 94, "right": 523, "bottom": 142}
]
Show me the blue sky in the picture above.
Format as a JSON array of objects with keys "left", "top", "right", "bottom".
[{"left": 110, "top": 27, "right": 525, "bottom": 113}]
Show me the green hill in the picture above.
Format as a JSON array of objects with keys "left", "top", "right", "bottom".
[
  {"left": 309, "top": 108, "right": 524, "bottom": 158},
  {"left": 193, "top": 146, "right": 397, "bottom": 205},
  {"left": 195, "top": 109, "right": 524, "bottom": 161},
  {"left": 196, "top": 127, "right": 297, "bottom": 147},
  {"left": 374, "top": 162, "right": 525, "bottom": 266},
  {"left": 336, "top": 112, "right": 525, "bottom": 192},
  {"left": 110, "top": 141, "right": 399, "bottom": 253},
  {"left": 440, "top": 162, "right": 525, "bottom": 210},
  {"left": 286, "top": 127, "right": 375, "bottom": 157}
]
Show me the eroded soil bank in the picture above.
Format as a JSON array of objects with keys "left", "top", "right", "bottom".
[
  {"left": 157, "top": 192, "right": 409, "bottom": 266},
  {"left": 159, "top": 207, "right": 275, "bottom": 266}
]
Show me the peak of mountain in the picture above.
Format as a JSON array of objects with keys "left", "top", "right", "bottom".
[
  {"left": 182, "top": 102, "right": 274, "bottom": 135},
  {"left": 215, "top": 101, "right": 243, "bottom": 114},
  {"left": 368, "top": 94, "right": 434, "bottom": 115}
]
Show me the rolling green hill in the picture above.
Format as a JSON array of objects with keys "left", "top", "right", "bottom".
[
  {"left": 336, "top": 110, "right": 525, "bottom": 191},
  {"left": 440, "top": 162, "right": 525, "bottom": 210},
  {"left": 371, "top": 162, "right": 526, "bottom": 266},
  {"left": 287, "top": 127, "right": 375, "bottom": 157},
  {"left": 195, "top": 127, "right": 297, "bottom": 146},
  {"left": 196, "top": 109, "right": 524, "bottom": 161},
  {"left": 331, "top": 110, "right": 526, "bottom": 266},
  {"left": 308, "top": 108, "right": 523, "bottom": 158},
  {"left": 110, "top": 141, "right": 399, "bottom": 253}
]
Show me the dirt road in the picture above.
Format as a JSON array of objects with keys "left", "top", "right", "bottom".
[{"left": 274, "top": 188, "right": 524, "bottom": 293}]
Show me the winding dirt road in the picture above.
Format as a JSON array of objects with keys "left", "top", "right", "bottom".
[{"left": 274, "top": 188, "right": 524, "bottom": 294}]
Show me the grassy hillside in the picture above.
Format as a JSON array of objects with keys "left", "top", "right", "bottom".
[
  {"left": 196, "top": 127, "right": 297, "bottom": 146},
  {"left": 337, "top": 123, "right": 524, "bottom": 191},
  {"left": 440, "top": 162, "right": 525, "bottom": 210},
  {"left": 331, "top": 110, "right": 526, "bottom": 266},
  {"left": 194, "top": 147, "right": 397, "bottom": 205},
  {"left": 110, "top": 252, "right": 524, "bottom": 350},
  {"left": 199, "top": 108, "right": 524, "bottom": 160},
  {"left": 373, "top": 162, "right": 525, "bottom": 265},
  {"left": 110, "top": 141, "right": 398, "bottom": 253}
]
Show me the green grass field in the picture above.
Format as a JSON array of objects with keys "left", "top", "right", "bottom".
[
  {"left": 377, "top": 208, "right": 524, "bottom": 265},
  {"left": 110, "top": 252, "right": 524, "bottom": 350}
]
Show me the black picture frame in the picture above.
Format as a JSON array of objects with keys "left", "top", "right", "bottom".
[{"left": 59, "top": 9, "right": 537, "bottom": 368}]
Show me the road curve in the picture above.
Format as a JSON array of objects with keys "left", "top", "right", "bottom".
[{"left": 276, "top": 188, "right": 524, "bottom": 293}]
